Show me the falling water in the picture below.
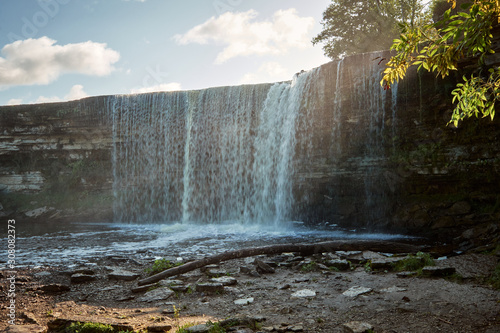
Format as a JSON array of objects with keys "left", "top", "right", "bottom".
[{"left": 110, "top": 70, "right": 319, "bottom": 226}]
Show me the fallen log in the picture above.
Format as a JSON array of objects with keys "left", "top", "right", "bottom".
[{"left": 137, "top": 240, "right": 421, "bottom": 286}]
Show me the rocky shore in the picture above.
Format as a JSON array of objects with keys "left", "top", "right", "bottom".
[{"left": 1, "top": 247, "right": 499, "bottom": 333}]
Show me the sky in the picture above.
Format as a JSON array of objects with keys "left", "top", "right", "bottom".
[{"left": 0, "top": 0, "right": 332, "bottom": 106}]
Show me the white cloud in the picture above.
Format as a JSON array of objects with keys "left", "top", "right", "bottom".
[
  {"left": 0, "top": 37, "right": 120, "bottom": 87},
  {"left": 64, "top": 84, "right": 88, "bottom": 101},
  {"left": 240, "top": 62, "right": 290, "bottom": 85},
  {"left": 130, "top": 82, "right": 182, "bottom": 94},
  {"left": 174, "top": 8, "right": 315, "bottom": 64},
  {"left": 7, "top": 98, "right": 23, "bottom": 106}
]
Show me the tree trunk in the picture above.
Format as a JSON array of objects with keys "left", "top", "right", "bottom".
[{"left": 137, "top": 240, "right": 421, "bottom": 286}]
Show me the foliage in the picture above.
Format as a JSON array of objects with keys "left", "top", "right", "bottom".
[
  {"left": 207, "top": 321, "right": 226, "bottom": 333},
  {"left": 313, "top": 0, "right": 430, "bottom": 59},
  {"left": 145, "top": 258, "right": 183, "bottom": 276},
  {"left": 392, "top": 252, "right": 435, "bottom": 272},
  {"left": 382, "top": 0, "right": 500, "bottom": 126},
  {"left": 66, "top": 322, "right": 114, "bottom": 333},
  {"left": 301, "top": 261, "right": 318, "bottom": 272}
]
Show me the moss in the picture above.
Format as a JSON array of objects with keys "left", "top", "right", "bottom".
[
  {"left": 66, "top": 322, "right": 115, "bottom": 333},
  {"left": 300, "top": 261, "right": 318, "bottom": 272},
  {"left": 392, "top": 252, "right": 435, "bottom": 273},
  {"left": 145, "top": 258, "right": 183, "bottom": 276}
]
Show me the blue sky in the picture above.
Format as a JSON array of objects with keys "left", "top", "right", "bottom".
[{"left": 0, "top": 0, "right": 332, "bottom": 106}]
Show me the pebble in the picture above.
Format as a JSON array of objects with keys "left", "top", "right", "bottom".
[
  {"left": 291, "top": 289, "right": 316, "bottom": 298},
  {"left": 342, "top": 286, "right": 372, "bottom": 297},
  {"left": 234, "top": 297, "right": 254, "bottom": 305}
]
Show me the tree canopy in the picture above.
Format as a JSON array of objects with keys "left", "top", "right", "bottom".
[
  {"left": 312, "top": 0, "right": 429, "bottom": 59},
  {"left": 382, "top": 0, "right": 500, "bottom": 126}
]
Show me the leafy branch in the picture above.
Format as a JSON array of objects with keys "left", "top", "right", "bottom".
[{"left": 381, "top": 0, "right": 500, "bottom": 126}]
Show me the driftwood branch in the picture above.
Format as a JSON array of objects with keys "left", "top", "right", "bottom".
[{"left": 137, "top": 240, "right": 421, "bottom": 286}]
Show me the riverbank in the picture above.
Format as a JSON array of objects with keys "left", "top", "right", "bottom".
[{"left": 1, "top": 246, "right": 499, "bottom": 333}]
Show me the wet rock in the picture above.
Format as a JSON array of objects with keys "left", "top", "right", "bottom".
[
  {"left": 196, "top": 282, "right": 224, "bottom": 293},
  {"left": 70, "top": 273, "right": 96, "bottom": 283},
  {"left": 342, "top": 321, "right": 374, "bottom": 333},
  {"left": 421, "top": 266, "right": 456, "bottom": 277},
  {"left": 39, "top": 284, "right": 71, "bottom": 293},
  {"left": 447, "top": 201, "right": 471, "bottom": 215},
  {"left": 210, "top": 276, "right": 237, "bottom": 286},
  {"left": 147, "top": 324, "right": 173, "bottom": 332},
  {"left": 25, "top": 206, "right": 54, "bottom": 218},
  {"left": 255, "top": 259, "right": 275, "bottom": 274},
  {"left": 108, "top": 268, "right": 140, "bottom": 281},
  {"left": 326, "top": 259, "right": 350, "bottom": 271},
  {"left": 138, "top": 287, "right": 174, "bottom": 302},
  {"left": 234, "top": 297, "right": 254, "bottom": 305},
  {"left": 342, "top": 286, "right": 372, "bottom": 297},
  {"left": 291, "top": 289, "right": 316, "bottom": 298}
]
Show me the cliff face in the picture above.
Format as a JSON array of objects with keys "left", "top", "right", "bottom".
[{"left": 1, "top": 51, "right": 499, "bottom": 248}]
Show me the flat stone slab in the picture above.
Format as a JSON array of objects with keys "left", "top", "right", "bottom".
[
  {"left": 291, "top": 289, "right": 316, "bottom": 298},
  {"left": 6, "top": 325, "right": 45, "bottom": 333},
  {"left": 343, "top": 321, "right": 374, "bottom": 333},
  {"left": 70, "top": 273, "right": 96, "bottom": 283},
  {"left": 380, "top": 286, "right": 407, "bottom": 293},
  {"left": 234, "top": 297, "right": 254, "bottom": 305},
  {"left": 108, "top": 269, "right": 140, "bottom": 281},
  {"left": 210, "top": 276, "right": 237, "bottom": 286},
  {"left": 138, "top": 287, "right": 174, "bottom": 302},
  {"left": 326, "top": 259, "right": 350, "bottom": 271},
  {"left": 342, "top": 286, "right": 372, "bottom": 297},
  {"left": 39, "top": 284, "right": 71, "bottom": 293},
  {"left": 421, "top": 266, "right": 456, "bottom": 277},
  {"left": 196, "top": 282, "right": 224, "bottom": 293}
]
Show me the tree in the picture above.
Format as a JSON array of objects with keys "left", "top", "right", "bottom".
[
  {"left": 312, "top": 0, "right": 429, "bottom": 59},
  {"left": 382, "top": 0, "right": 500, "bottom": 127}
]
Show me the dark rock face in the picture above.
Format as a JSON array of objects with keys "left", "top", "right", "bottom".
[{"left": 0, "top": 50, "right": 499, "bottom": 246}]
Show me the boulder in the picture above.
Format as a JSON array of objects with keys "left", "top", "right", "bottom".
[{"left": 138, "top": 287, "right": 174, "bottom": 302}]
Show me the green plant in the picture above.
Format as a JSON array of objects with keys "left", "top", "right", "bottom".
[
  {"left": 301, "top": 261, "right": 318, "bottom": 272},
  {"left": 66, "top": 322, "right": 114, "bottom": 333},
  {"left": 145, "top": 258, "right": 183, "bottom": 276},
  {"left": 364, "top": 261, "right": 372, "bottom": 273},
  {"left": 382, "top": 0, "right": 500, "bottom": 126},
  {"left": 392, "top": 252, "right": 435, "bottom": 272},
  {"left": 206, "top": 321, "right": 226, "bottom": 333}
]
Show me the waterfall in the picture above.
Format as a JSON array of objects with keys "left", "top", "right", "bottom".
[
  {"left": 108, "top": 51, "right": 396, "bottom": 228},
  {"left": 110, "top": 70, "right": 319, "bottom": 225}
]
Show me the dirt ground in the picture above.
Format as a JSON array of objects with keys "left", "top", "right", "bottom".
[{"left": 1, "top": 250, "right": 499, "bottom": 333}]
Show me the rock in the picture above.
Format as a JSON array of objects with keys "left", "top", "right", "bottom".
[
  {"left": 326, "top": 259, "right": 350, "bottom": 271},
  {"left": 147, "top": 324, "right": 173, "bottom": 332},
  {"left": 431, "top": 216, "right": 456, "bottom": 229},
  {"left": 20, "top": 311, "right": 39, "bottom": 325},
  {"left": 196, "top": 282, "right": 224, "bottom": 293},
  {"left": 108, "top": 269, "right": 140, "bottom": 281},
  {"left": 39, "top": 284, "right": 71, "bottom": 293},
  {"left": 380, "top": 286, "right": 407, "bottom": 293},
  {"left": 70, "top": 273, "right": 96, "bottom": 283},
  {"left": 239, "top": 266, "right": 251, "bottom": 274},
  {"left": 234, "top": 297, "right": 254, "bottom": 305},
  {"left": 186, "top": 324, "right": 209, "bottom": 332},
  {"left": 447, "top": 201, "right": 471, "bottom": 215},
  {"left": 210, "top": 276, "right": 237, "bottom": 286},
  {"left": 421, "top": 266, "right": 456, "bottom": 277},
  {"left": 200, "top": 264, "right": 219, "bottom": 272},
  {"left": 5, "top": 325, "right": 45, "bottom": 333},
  {"left": 289, "top": 325, "right": 304, "bottom": 332},
  {"left": 370, "top": 257, "right": 404, "bottom": 270},
  {"left": 138, "top": 287, "right": 174, "bottom": 302},
  {"left": 117, "top": 295, "right": 135, "bottom": 302},
  {"left": 254, "top": 259, "right": 275, "bottom": 274},
  {"left": 396, "top": 271, "right": 418, "bottom": 278},
  {"left": 342, "top": 286, "right": 372, "bottom": 297},
  {"left": 34, "top": 271, "right": 52, "bottom": 277},
  {"left": 342, "top": 321, "right": 374, "bottom": 333},
  {"left": 206, "top": 269, "right": 227, "bottom": 277},
  {"left": 24, "top": 206, "right": 53, "bottom": 218},
  {"left": 291, "top": 289, "right": 316, "bottom": 298}
]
